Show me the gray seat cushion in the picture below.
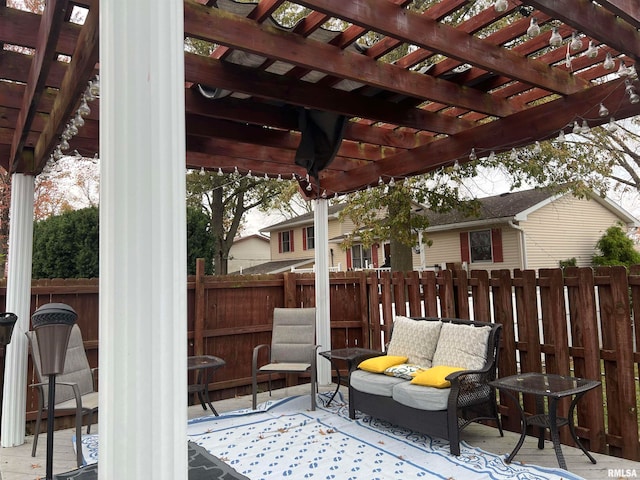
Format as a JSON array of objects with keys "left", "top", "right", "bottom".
[
  {"left": 350, "top": 370, "right": 406, "bottom": 397},
  {"left": 392, "top": 381, "right": 450, "bottom": 411}
]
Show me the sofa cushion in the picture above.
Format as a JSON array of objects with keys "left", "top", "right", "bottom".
[
  {"left": 392, "top": 381, "right": 450, "bottom": 411},
  {"left": 350, "top": 369, "right": 406, "bottom": 397},
  {"left": 358, "top": 355, "right": 407, "bottom": 373},
  {"left": 384, "top": 363, "right": 423, "bottom": 380},
  {"left": 386, "top": 316, "right": 442, "bottom": 368},
  {"left": 410, "top": 365, "right": 465, "bottom": 388},
  {"left": 432, "top": 322, "right": 492, "bottom": 371}
]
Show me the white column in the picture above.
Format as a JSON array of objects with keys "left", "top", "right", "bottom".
[
  {"left": 1, "top": 173, "right": 34, "bottom": 447},
  {"left": 99, "top": 1, "right": 187, "bottom": 479},
  {"left": 314, "top": 199, "right": 331, "bottom": 384}
]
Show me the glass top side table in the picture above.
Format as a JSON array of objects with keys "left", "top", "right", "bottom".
[
  {"left": 319, "top": 348, "right": 383, "bottom": 406},
  {"left": 490, "top": 372, "right": 601, "bottom": 470},
  {"left": 188, "top": 355, "right": 226, "bottom": 415}
]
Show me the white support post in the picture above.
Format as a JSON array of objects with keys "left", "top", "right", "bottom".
[
  {"left": 100, "top": 1, "right": 187, "bottom": 479},
  {"left": 1, "top": 174, "right": 34, "bottom": 447},
  {"left": 314, "top": 199, "right": 331, "bottom": 385}
]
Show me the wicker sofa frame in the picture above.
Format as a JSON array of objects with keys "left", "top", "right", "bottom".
[{"left": 348, "top": 317, "right": 503, "bottom": 456}]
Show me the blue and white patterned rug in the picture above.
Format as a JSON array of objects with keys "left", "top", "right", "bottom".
[{"left": 79, "top": 392, "right": 585, "bottom": 480}]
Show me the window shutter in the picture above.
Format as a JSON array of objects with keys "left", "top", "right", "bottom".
[
  {"left": 303, "top": 228, "right": 307, "bottom": 250},
  {"left": 289, "top": 230, "right": 294, "bottom": 252},
  {"left": 491, "top": 228, "right": 503, "bottom": 263},
  {"left": 346, "top": 249, "right": 352, "bottom": 269},
  {"left": 460, "top": 232, "right": 470, "bottom": 263},
  {"left": 278, "top": 232, "right": 283, "bottom": 253},
  {"left": 371, "top": 243, "right": 379, "bottom": 268}
]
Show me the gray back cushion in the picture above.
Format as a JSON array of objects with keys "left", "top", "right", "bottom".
[{"left": 270, "top": 307, "right": 316, "bottom": 363}]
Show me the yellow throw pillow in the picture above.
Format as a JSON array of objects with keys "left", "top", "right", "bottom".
[
  {"left": 410, "top": 365, "right": 465, "bottom": 388},
  {"left": 358, "top": 355, "right": 408, "bottom": 373}
]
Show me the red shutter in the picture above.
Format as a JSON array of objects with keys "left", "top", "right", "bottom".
[
  {"left": 492, "top": 228, "right": 503, "bottom": 263},
  {"left": 289, "top": 230, "right": 294, "bottom": 252},
  {"left": 460, "top": 232, "right": 470, "bottom": 263},
  {"left": 302, "top": 228, "right": 307, "bottom": 250},
  {"left": 371, "top": 243, "right": 379, "bottom": 268},
  {"left": 346, "top": 249, "right": 352, "bottom": 269},
  {"left": 278, "top": 232, "right": 283, "bottom": 253}
]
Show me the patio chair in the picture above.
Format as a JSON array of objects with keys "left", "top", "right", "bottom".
[
  {"left": 26, "top": 324, "right": 99, "bottom": 467},
  {"left": 252, "top": 307, "right": 319, "bottom": 411}
]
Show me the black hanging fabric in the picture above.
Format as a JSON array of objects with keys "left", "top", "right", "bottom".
[{"left": 295, "top": 109, "right": 347, "bottom": 180}]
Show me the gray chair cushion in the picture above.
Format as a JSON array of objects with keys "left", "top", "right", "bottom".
[
  {"left": 350, "top": 370, "right": 405, "bottom": 397},
  {"left": 392, "top": 381, "right": 450, "bottom": 411}
]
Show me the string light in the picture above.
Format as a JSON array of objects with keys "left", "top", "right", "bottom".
[
  {"left": 598, "top": 103, "right": 609, "bottom": 117},
  {"left": 603, "top": 52, "right": 615, "bottom": 70},
  {"left": 569, "top": 32, "right": 583, "bottom": 51},
  {"left": 526, "top": 17, "right": 540, "bottom": 37},
  {"left": 549, "top": 28, "right": 562, "bottom": 47},
  {"left": 584, "top": 41, "right": 598, "bottom": 59},
  {"left": 493, "top": 0, "right": 508, "bottom": 13}
]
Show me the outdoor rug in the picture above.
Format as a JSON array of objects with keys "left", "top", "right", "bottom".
[{"left": 78, "top": 392, "right": 586, "bottom": 480}]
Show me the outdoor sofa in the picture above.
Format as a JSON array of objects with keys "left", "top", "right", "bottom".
[{"left": 348, "top": 316, "right": 503, "bottom": 456}]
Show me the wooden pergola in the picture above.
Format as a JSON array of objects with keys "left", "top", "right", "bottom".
[
  {"left": 2, "top": 0, "right": 639, "bottom": 195},
  {"left": 0, "top": 1, "right": 638, "bottom": 479}
]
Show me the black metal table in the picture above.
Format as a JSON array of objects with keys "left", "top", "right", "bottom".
[
  {"left": 319, "top": 347, "right": 383, "bottom": 405},
  {"left": 489, "top": 372, "right": 600, "bottom": 470},
  {"left": 188, "top": 355, "right": 226, "bottom": 415}
]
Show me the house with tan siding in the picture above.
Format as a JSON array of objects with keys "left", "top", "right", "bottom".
[
  {"left": 239, "top": 187, "right": 639, "bottom": 275},
  {"left": 227, "top": 234, "right": 271, "bottom": 274},
  {"left": 422, "top": 187, "right": 639, "bottom": 272}
]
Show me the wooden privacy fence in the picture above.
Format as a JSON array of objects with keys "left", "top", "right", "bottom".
[{"left": 1, "top": 264, "right": 640, "bottom": 460}]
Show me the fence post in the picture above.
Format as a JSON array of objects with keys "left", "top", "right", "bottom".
[
  {"left": 283, "top": 272, "right": 297, "bottom": 307},
  {"left": 598, "top": 266, "right": 640, "bottom": 460},
  {"left": 565, "top": 266, "right": 606, "bottom": 453},
  {"left": 194, "top": 258, "right": 205, "bottom": 356},
  {"left": 491, "top": 269, "right": 519, "bottom": 432}
]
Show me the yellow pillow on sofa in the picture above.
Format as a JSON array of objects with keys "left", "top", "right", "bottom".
[
  {"left": 358, "top": 355, "right": 408, "bottom": 373},
  {"left": 410, "top": 365, "right": 465, "bottom": 388}
]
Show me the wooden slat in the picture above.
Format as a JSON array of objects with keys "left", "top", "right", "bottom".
[{"left": 9, "top": 0, "right": 68, "bottom": 169}]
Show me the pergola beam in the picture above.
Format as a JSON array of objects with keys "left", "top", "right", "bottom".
[
  {"left": 9, "top": 0, "right": 68, "bottom": 170},
  {"left": 596, "top": 0, "right": 640, "bottom": 28},
  {"left": 185, "top": 53, "right": 476, "bottom": 135},
  {"left": 321, "top": 78, "right": 640, "bottom": 194},
  {"left": 28, "top": 3, "right": 99, "bottom": 174}
]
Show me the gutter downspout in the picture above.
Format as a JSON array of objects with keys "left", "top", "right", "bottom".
[{"left": 508, "top": 220, "right": 527, "bottom": 270}]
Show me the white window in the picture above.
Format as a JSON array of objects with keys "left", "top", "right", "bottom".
[{"left": 351, "top": 244, "right": 371, "bottom": 269}]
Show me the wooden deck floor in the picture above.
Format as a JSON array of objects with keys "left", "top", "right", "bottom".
[{"left": 1, "top": 384, "right": 638, "bottom": 479}]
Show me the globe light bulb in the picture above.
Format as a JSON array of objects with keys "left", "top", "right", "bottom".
[
  {"left": 199, "top": 167, "right": 206, "bottom": 176},
  {"left": 603, "top": 52, "right": 615, "bottom": 70},
  {"left": 605, "top": 117, "right": 617, "bottom": 132},
  {"left": 572, "top": 121, "right": 581, "bottom": 134},
  {"left": 526, "top": 17, "right": 540, "bottom": 37},
  {"left": 74, "top": 113, "right": 85, "bottom": 127},
  {"left": 585, "top": 41, "right": 598, "bottom": 58},
  {"left": 469, "top": 148, "right": 477, "bottom": 161},
  {"left": 494, "top": 0, "right": 508, "bottom": 13},
  {"left": 549, "top": 28, "right": 562, "bottom": 47},
  {"left": 618, "top": 61, "right": 629, "bottom": 77},
  {"left": 557, "top": 130, "right": 565, "bottom": 143},
  {"left": 598, "top": 103, "right": 609, "bottom": 117},
  {"left": 217, "top": 167, "right": 223, "bottom": 176},
  {"left": 580, "top": 120, "right": 590, "bottom": 133},
  {"left": 488, "top": 151, "right": 496, "bottom": 161},
  {"left": 630, "top": 91, "right": 640, "bottom": 104},
  {"left": 78, "top": 99, "right": 91, "bottom": 117},
  {"left": 569, "top": 32, "right": 583, "bottom": 51}
]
